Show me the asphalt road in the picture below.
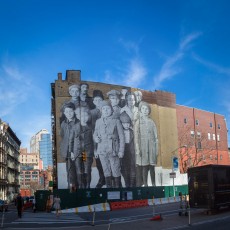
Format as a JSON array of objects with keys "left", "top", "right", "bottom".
[{"left": 1, "top": 202, "right": 230, "bottom": 230}]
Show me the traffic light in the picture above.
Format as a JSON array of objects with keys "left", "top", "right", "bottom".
[{"left": 82, "top": 150, "right": 87, "bottom": 161}]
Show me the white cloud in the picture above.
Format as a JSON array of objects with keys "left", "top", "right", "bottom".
[
  {"left": 118, "top": 38, "right": 140, "bottom": 54},
  {"left": 193, "top": 54, "right": 230, "bottom": 76},
  {"left": 153, "top": 32, "right": 202, "bottom": 89},
  {"left": 0, "top": 65, "right": 29, "bottom": 117},
  {"left": 123, "top": 58, "right": 147, "bottom": 87}
]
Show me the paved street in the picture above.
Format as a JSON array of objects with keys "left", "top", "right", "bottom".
[{"left": 1, "top": 202, "right": 230, "bottom": 229}]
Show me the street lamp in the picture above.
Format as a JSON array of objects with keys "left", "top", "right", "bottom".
[{"left": 170, "top": 145, "right": 187, "bottom": 197}]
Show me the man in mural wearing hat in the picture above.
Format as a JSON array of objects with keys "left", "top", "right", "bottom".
[
  {"left": 93, "top": 100, "right": 125, "bottom": 188},
  {"left": 107, "top": 89, "right": 121, "bottom": 119},
  {"left": 90, "top": 89, "right": 106, "bottom": 188},
  {"left": 120, "top": 111, "right": 136, "bottom": 187},
  {"left": 80, "top": 83, "right": 95, "bottom": 109}
]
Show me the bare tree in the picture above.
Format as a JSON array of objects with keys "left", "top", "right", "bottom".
[{"left": 178, "top": 125, "right": 216, "bottom": 173}]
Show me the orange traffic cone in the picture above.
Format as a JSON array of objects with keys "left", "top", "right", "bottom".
[{"left": 150, "top": 214, "right": 163, "bottom": 221}]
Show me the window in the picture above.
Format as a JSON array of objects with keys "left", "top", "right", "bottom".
[
  {"left": 190, "top": 131, "right": 195, "bottom": 138},
  {"left": 220, "top": 155, "right": 223, "bottom": 160},
  {"left": 210, "top": 122, "right": 213, "bottom": 128},
  {"left": 217, "top": 134, "right": 220, "bottom": 141},
  {"left": 184, "top": 118, "right": 187, "bottom": 124},
  {"left": 196, "top": 119, "right": 199, "bottom": 125},
  {"left": 213, "top": 134, "right": 216, "bottom": 140},
  {"left": 210, "top": 155, "right": 213, "bottom": 160},
  {"left": 197, "top": 141, "right": 202, "bottom": 149},
  {"left": 218, "top": 124, "right": 221, "bottom": 129},
  {"left": 202, "top": 155, "right": 206, "bottom": 160},
  {"left": 197, "top": 132, "right": 201, "bottom": 138},
  {"left": 208, "top": 133, "right": 211, "bottom": 140}
]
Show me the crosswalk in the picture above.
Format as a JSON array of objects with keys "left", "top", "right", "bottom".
[{"left": 10, "top": 212, "right": 86, "bottom": 224}]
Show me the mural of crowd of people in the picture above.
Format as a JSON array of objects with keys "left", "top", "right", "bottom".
[{"left": 59, "top": 83, "right": 158, "bottom": 189}]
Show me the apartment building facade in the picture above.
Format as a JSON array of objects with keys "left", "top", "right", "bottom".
[{"left": 0, "top": 120, "right": 20, "bottom": 201}]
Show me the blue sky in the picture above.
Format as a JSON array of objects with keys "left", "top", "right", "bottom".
[{"left": 0, "top": 0, "right": 230, "bottom": 149}]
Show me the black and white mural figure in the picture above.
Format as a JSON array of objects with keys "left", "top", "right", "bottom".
[
  {"left": 90, "top": 90, "right": 106, "bottom": 188},
  {"left": 107, "top": 90, "right": 121, "bottom": 119},
  {"left": 80, "top": 83, "right": 95, "bottom": 109},
  {"left": 68, "top": 84, "right": 81, "bottom": 108},
  {"left": 93, "top": 100, "right": 125, "bottom": 188},
  {"left": 60, "top": 102, "right": 78, "bottom": 188},
  {"left": 134, "top": 90, "right": 143, "bottom": 107},
  {"left": 60, "top": 84, "right": 80, "bottom": 124},
  {"left": 69, "top": 106, "right": 94, "bottom": 189},
  {"left": 135, "top": 101, "right": 158, "bottom": 187},
  {"left": 120, "top": 111, "right": 136, "bottom": 187},
  {"left": 120, "top": 92, "right": 139, "bottom": 125},
  {"left": 119, "top": 88, "right": 128, "bottom": 108}
]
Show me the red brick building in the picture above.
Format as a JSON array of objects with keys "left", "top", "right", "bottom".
[{"left": 176, "top": 105, "right": 229, "bottom": 173}]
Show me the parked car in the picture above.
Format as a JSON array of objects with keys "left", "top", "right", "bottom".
[{"left": 0, "top": 199, "right": 8, "bottom": 212}]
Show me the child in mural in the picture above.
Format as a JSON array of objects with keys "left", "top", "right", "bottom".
[
  {"left": 80, "top": 83, "right": 95, "bottom": 109},
  {"left": 135, "top": 101, "right": 158, "bottom": 187},
  {"left": 60, "top": 102, "right": 78, "bottom": 189},
  {"left": 107, "top": 89, "right": 121, "bottom": 119},
  {"left": 60, "top": 84, "right": 81, "bottom": 124},
  {"left": 134, "top": 90, "right": 143, "bottom": 107},
  {"left": 120, "top": 92, "right": 139, "bottom": 125},
  {"left": 93, "top": 100, "right": 125, "bottom": 188},
  {"left": 90, "top": 90, "right": 106, "bottom": 188},
  {"left": 119, "top": 88, "right": 128, "bottom": 108},
  {"left": 69, "top": 106, "right": 94, "bottom": 189},
  {"left": 120, "top": 111, "right": 136, "bottom": 187}
]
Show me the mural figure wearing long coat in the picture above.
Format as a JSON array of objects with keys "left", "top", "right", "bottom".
[{"left": 135, "top": 101, "right": 158, "bottom": 187}]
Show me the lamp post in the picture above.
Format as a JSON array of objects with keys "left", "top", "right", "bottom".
[{"left": 170, "top": 145, "right": 187, "bottom": 197}]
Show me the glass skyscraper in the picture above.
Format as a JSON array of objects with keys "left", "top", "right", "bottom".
[{"left": 39, "top": 133, "right": 52, "bottom": 169}]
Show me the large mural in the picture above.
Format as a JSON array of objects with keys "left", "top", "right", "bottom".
[
  {"left": 52, "top": 70, "right": 189, "bottom": 190},
  {"left": 58, "top": 83, "right": 159, "bottom": 189}
]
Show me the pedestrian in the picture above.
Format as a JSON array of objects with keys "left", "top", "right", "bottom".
[
  {"left": 16, "top": 193, "right": 24, "bottom": 218},
  {"left": 53, "top": 195, "right": 61, "bottom": 217},
  {"left": 32, "top": 197, "right": 36, "bottom": 213}
]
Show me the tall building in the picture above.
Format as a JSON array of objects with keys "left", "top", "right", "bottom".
[
  {"left": 39, "top": 133, "right": 52, "bottom": 169},
  {"left": 0, "top": 119, "right": 21, "bottom": 201},
  {"left": 30, "top": 129, "right": 53, "bottom": 170},
  {"left": 30, "top": 129, "right": 49, "bottom": 154}
]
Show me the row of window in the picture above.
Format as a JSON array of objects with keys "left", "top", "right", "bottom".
[
  {"left": 190, "top": 131, "right": 220, "bottom": 141},
  {"left": 184, "top": 118, "right": 221, "bottom": 129}
]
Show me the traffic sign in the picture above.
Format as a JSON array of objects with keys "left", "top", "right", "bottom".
[{"left": 170, "top": 172, "right": 176, "bottom": 178}]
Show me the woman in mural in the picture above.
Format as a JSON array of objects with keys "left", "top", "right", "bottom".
[
  {"left": 135, "top": 101, "right": 158, "bottom": 187},
  {"left": 134, "top": 90, "right": 143, "bottom": 107},
  {"left": 120, "top": 91, "right": 139, "bottom": 125},
  {"left": 93, "top": 100, "right": 125, "bottom": 188},
  {"left": 69, "top": 106, "right": 94, "bottom": 189}
]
